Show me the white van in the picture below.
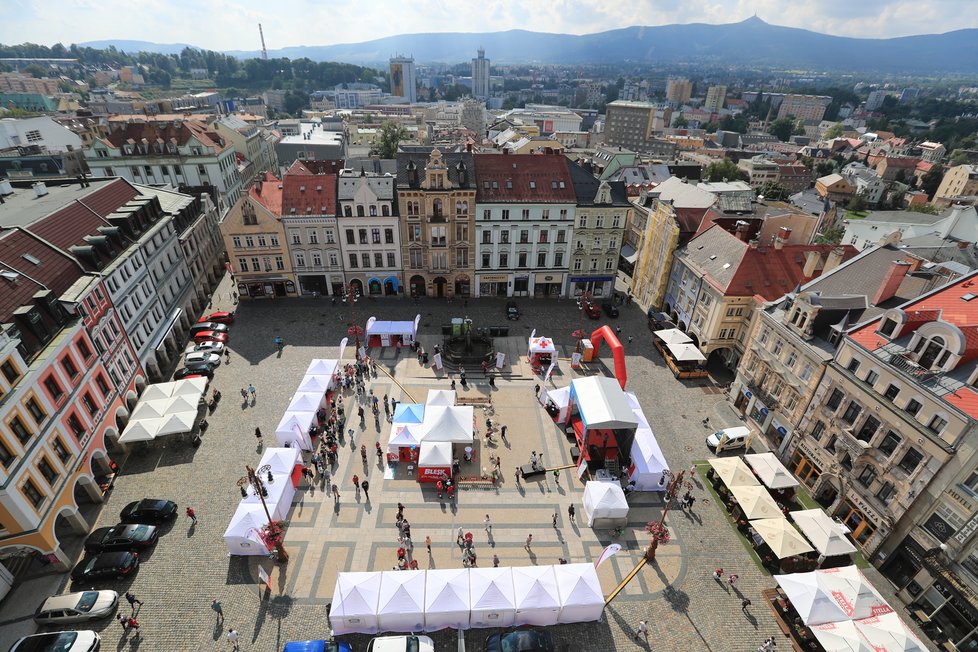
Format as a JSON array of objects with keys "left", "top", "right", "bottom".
[
  {"left": 368, "top": 635, "right": 435, "bottom": 652},
  {"left": 706, "top": 426, "right": 752, "bottom": 450}
]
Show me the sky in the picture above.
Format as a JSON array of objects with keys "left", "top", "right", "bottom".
[{"left": 2, "top": 0, "right": 975, "bottom": 51}]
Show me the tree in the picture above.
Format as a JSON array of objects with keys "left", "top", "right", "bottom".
[
  {"left": 704, "top": 158, "right": 748, "bottom": 183},
  {"left": 816, "top": 161, "right": 835, "bottom": 177},
  {"left": 950, "top": 149, "right": 970, "bottom": 166},
  {"left": 673, "top": 113, "right": 688, "bottom": 128},
  {"left": 378, "top": 121, "right": 409, "bottom": 159},
  {"left": 848, "top": 194, "right": 868, "bottom": 213},
  {"left": 815, "top": 226, "right": 845, "bottom": 244},
  {"left": 768, "top": 116, "right": 797, "bottom": 142},
  {"left": 823, "top": 123, "right": 845, "bottom": 139},
  {"left": 758, "top": 180, "right": 790, "bottom": 201},
  {"left": 920, "top": 165, "right": 945, "bottom": 199},
  {"left": 908, "top": 202, "right": 940, "bottom": 215},
  {"left": 718, "top": 113, "right": 749, "bottom": 134}
]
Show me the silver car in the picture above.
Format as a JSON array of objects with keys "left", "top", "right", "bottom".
[
  {"left": 34, "top": 590, "right": 118, "bottom": 624},
  {"left": 185, "top": 341, "right": 226, "bottom": 356},
  {"left": 184, "top": 351, "right": 222, "bottom": 368}
]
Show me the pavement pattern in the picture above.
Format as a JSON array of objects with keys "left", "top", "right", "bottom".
[{"left": 0, "top": 276, "right": 933, "bottom": 651}]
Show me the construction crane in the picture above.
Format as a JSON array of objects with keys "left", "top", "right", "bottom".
[{"left": 259, "top": 23, "right": 268, "bottom": 60}]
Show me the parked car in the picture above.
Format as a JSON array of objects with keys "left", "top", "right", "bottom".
[
  {"left": 9, "top": 631, "right": 101, "bottom": 652},
  {"left": 185, "top": 341, "right": 226, "bottom": 355},
  {"left": 485, "top": 630, "right": 555, "bottom": 652},
  {"left": 189, "top": 322, "right": 229, "bottom": 335},
  {"left": 505, "top": 301, "right": 521, "bottom": 321},
  {"left": 191, "top": 331, "right": 228, "bottom": 344},
  {"left": 119, "top": 499, "right": 178, "bottom": 525},
  {"left": 174, "top": 366, "right": 214, "bottom": 381},
  {"left": 34, "top": 590, "right": 118, "bottom": 625},
  {"left": 283, "top": 641, "right": 352, "bottom": 652},
  {"left": 184, "top": 351, "right": 221, "bottom": 369},
  {"left": 70, "top": 551, "right": 138, "bottom": 583},
  {"left": 84, "top": 524, "right": 158, "bottom": 553},
  {"left": 601, "top": 301, "right": 620, "bottom": 318},
  {"left": 199, "top": 311, "right": 235, "bottom": 324},
  {"left": 368, "top": 635, "right": 435, "bottom": 652},
  {"left": 582, "top": 301, "right": 601, "bottom": 319},
  {"left": 706, "top": 426, "right": 753, "bottom": 451}
]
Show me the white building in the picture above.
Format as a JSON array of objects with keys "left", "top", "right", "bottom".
[
  {"left": 212, "top": 115, "right": 279, "bottom": 186},
  {"left": 0, "top": 116, "right": 83, "bottom": 152},
  {"left": 841, "top": 162, "right": 887, "bottom": 207},
  {"left": 843, "top": 205, "right": 978, "bottom": 250},
  {"left": 704, "top": 85, "right": 727, "bottom": 113},
  {"left": 337, "top": 168, "right": 401, "bottom": 296},
  {"left": 472, "top": 49, "right": 490, "bottom": 101},
  {"left": 390, "top": 56, "right": 417, "bottom": 104}
]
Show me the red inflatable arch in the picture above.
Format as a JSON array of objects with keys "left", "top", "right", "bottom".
[{"left": 590, "top": 325, "right": 627, "bottom": 389}]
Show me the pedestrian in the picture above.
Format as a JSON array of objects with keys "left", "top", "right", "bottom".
[
  {"left": 530, "top": 451, "right": 538, "bottom": 469},
  {"left": 484, "top": 514, "right": 492, "bottom": 534},
  {"left": 615, "top": 325, "right": 622, "bottom": 335},
  {"left": 568, "top": 504, "right": 576, "bottom": 522},
  {"left": 425, "top": 535, "right": 432, "bottom": 554},
  {"left": 552, "top": 512, "right": 558, "bottom": 528},
  {"left": 636, "top": 619, "right": 649, "bottom": 641},
  {"left": 714, "top": 568, "right": 724, "bottom": 581},
  {"left": 361, "top": 479, "right": 370, "bottom": 501},
  {"left": 681, "top": 490, "right": 692, "bottom": 510},
  {"left": 361, "top": 444, "right": 368, "bottom": 464},
  {"left": 125, "top": 591, "right": 143, "bottom": 612},
  {"left": 728, "top": 573, "right": 739, "bottom": 586},
  {"left": 628, "top": 336, "right": 633, "bottom": 344},
  {"left": 534, "top": 384, "right": 540, "bottom": 396},
  {"left": 687, "top": 495, "right": 696, "bottom": 511},
  {"left": 186, "top": 506, "right": 197, "bottom": 525},
  {"left": 331, "top": 484, "right": 340, "bottom": 501},
  {"left": 525, "top": 533, "right": 533, "bottom": 550},
  {"left": 358, "top": 405, "right": 365, "bottom": 421},
  {"left": 689, "top": 464, "right": 697, "bottom": 478},
  {"left": 117, "top": 613, "right": 127, "bottom": 629},
  {"left": 248, "top": 383, "right": 256, "bottom": 399},
  {"left": 500, "top": 424, "right": 507, "bottom": 440},
  {"left": 514, "top": 467, "right": 521, "bottom": 486},
  {"left": 741, "top": 597, "right": 752, "bottom": 613},
  {"left": 493, "top": 554, "right": 500, "bottom": 567},
  {"left": 224, "top": 349, "right": 231, "bottom": 363},
  {"left": 126, "top": 616, "right": 140, "bottom": 638},
  {"left": 254, "top": 427, "right": 263, "bottom": 445},
  {"left": 353, "top": 474, "right": 360, "bottom": 495},
  {"left": 240, "top": 387, "right": 248, "bottom": 400},
  {"left": 553, "top": 468, "right": 560, "bottom": 485},
  {"left": 457, "top": 527, "right": 465, "bottom": 547},
  {"left": 227, "top": 628, "right": 241, "bottom": 651},
  {"left": 211, "top": 599, "right": 224, "bottom": 623}
]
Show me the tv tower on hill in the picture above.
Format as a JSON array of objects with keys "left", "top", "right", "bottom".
[{"left": 259, "top": 23, "right": 268, "bottom": 60}]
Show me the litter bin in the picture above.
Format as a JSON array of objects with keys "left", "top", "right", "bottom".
[{"left": 581, "top": 339, "right": 595, "bottom": 362}]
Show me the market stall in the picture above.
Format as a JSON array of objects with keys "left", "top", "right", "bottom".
[
  {"left": 528, "top": 335, "right": 556, "bottom": 369},
  {"left": 791, "top": 509, "right": 857, "bottom": 567},
  {"left": 417, "top": 441, "right": 453, "bottom": 483},
  {"left": 553, "top": 563, "right": 605, "bottom": 624},
  {"left": 420, "top": 406, "right": 474, "bottom": 443},
  {"left": 118, "top": 377, "right": 207, "bottom": 443},
  {"left": 376, "top": 569, "right": 427, "bottom": 633},
  {"left": 330, "top": 571, "right": 382, "bottom": 634},
  {"left": 423, "top": 568, "right": 471, "bottom": 631},
  {"left": 365, "top": 315, "right": 421, "bottom": 348},
  {"left": 774, "top": 567, "right": 892, "bottom": 626},
  {"left": 305, "top": 358, "right": 339, "bottom": 378},
  {"left": 258, "top": 447, "right": 303, "bottom": 486},
  {"left": 539, "top": 386, "right": 570, "bottom": 423},
  {"left": 426, "top": 389, "right": 456, "bottom": 406},
  {"left": 512, "top": 565, "right": 561, "bottom": 627},
  {"left": 287, "top": 392, "right": 325, "bottom": 413},
  {"left": 469, "top": 567, "right": 517, "bottom": 628},
  {"left": 392, "top": 403, "right": 425, "bottom": 424},
  {"left": 274, "top": 410, "right": 316, "bottom": 450},
  {"left": 582, "top": 481, "right": 629, "bottom": 528},
  {"left": 628, "top": 430, "right": 670, "bottom": 491},
  {"left": 241, "top": 469, "right": 295, "bottom": 521},
  {"left": 222, "top": 503, "right": 272, "bottom": 556},
  {"left": 388, "top": 423, "right": 423, "bottom": 463},
  {"left": 567, "top": 376, "right": 639, "bottom": 468}
]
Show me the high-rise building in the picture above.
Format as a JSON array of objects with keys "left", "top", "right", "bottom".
[
  {"left": 665, "top": 78, "right": 692, "bottom": 104},
  {"left": 471, "top": 48, "right": 490, "bottom": 101},
  {"left": 389, "top": 56, "right": 417, "bottom": 104},
  {"left": 704, "top": 85, "right": 727, "bottom": 113},
  {"left": 776, "top": 94, "right": 833, "bottom": 122}
]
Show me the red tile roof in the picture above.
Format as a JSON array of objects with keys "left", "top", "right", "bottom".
[
  {"left": 0, "top": 229, "right": 84, "bottom": 322},
  {"left": 287, "top": 160, "right": 344, "bottom": 176},
  {"left": 103, "top": 119, "right": 227, "bottom": 152},
  {"left": 473, "top": 154, "right": 576, "bottom": 203},
  {"left": 726, "top": 241, "right": 858, "bottom": 299},
  {"left": 281, "top": 172, "right": 337, "bottom": 217},
  {"left": 250, "top": 172, "right": 284, "bottom": 215}
]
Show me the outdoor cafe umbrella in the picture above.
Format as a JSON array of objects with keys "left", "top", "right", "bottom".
[
  {"left": 708, "top": 457, "right": 760, "bottom": 488},
  {"left": 729, "top": 484, "right": 782, "bottom": 519},
  {"left": 749, "top": 517, "right": 815, "bottom": 559}
]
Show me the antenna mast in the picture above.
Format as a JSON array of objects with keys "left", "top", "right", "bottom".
[{"left": 259, "top": 23, "right": 268, "bottom": 60}]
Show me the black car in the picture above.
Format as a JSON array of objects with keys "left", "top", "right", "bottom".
[
  {"left": 119, "top": 499, "right": 178, "bottom": 525},
  {"left": 173, "top": 365, "right": 214, "bottom": 380},
  {"left": 602, "top": 302, "right": 620, "bottom": 318},
  {"left": 70, "top": 551, "right": 139, "bottom": 583},
  {"left": 85, "top": 524, "right": 159, "bottom": 553},
  {"left": 505, "top": 301, "right": 521, "bottom": 320},
  {"left": 189, "top": 322, "right": 229, "bottom": 334},
  {"left": 485, "top": 630, "right": 555, "bottom": 652}
]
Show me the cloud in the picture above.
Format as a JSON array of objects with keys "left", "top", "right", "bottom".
[{"left": 0, "top": 0, "right": 974, "bottom": 51}]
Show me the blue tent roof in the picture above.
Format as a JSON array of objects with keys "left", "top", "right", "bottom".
[{"left": 393, "top": 403, "right": 425, "bottom": 424}]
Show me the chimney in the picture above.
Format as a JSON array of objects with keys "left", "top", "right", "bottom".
[
  {"left": 872, "top": 261, "right": 912, "bottom": 305},
  {"left": 803, "top": 250, "right": 823, "bottom": 277},
  {"left": 735, "top": 220, "right": 750, "bottom": 242},
  {"left": 778, "top": 226, "right": 792, "bottom": 244},
  {"left": 33, "top": 182, "right": 49, "bottom": 198},
  {"left": 748, "top": 239, "right": 759, "bottom": 250},
  {"left": 824, "top": 246, "right": 847, "bottom": 273},
  {"left": 902, "top": 254, "right": 924, "bottom": 272}
]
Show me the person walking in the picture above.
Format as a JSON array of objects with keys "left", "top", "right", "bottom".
[
  {"left": 227, "top": 628, "right": 241, "bottom": 651},
  {"left": 686, "top": 495, "right": 697, "bottom": 511},
  {"left": 728, "top": 573, "right": 739, "bottom": 587},
  {"left": 628, "top": 336, "right": 634, "bottom": 344},
  {"left": 534, "top": 384, "right": 540, "bottom": 396},
  {"left": 492, "top": 554, "right": 500, "bottom": 567},
  {"left": 552, "top": 512, "right": 558, "bottom": 528},
  {"left": 525, "top": 534, "right": 533, "bottom": 550},
  {"left": 713, "top": 568, "right": 724, "bottom": 581},
  {"left": 125, "top": 592, "right": 143, "bottom": 612},
  {"left": 126, "top": 616, "right": 141, "bottom": 639},
  {"left": 331, "top": 484, "right": 340, "bottom": 501},
  {"left": 553, "top": 468, "right": 560, "bottom": 485},
  {"left": 514, "top": 467, "right": 521, "bottom": 486},
  {"left": 211, "top": 599, "right": 224, "bottom": 623},
  {"left": 635, "top": 619, "right": 649, "bottom": 642},
  {"left": 248, "top": 384, "right": 256, "bottom": 400},
  {"left": 254, "top": 427, "right": 263, "bottom": 446},
  {"left": 186, "top": 506, "right": 197, "bottom": 525},
  {"left": 425, "top": 535, "right": 432, "bottom": 554},
  {"left": 568, "top": 504, "right": 576, "bottom": 522},
  {"left": 361, "top": 479, "right": 370, "bottom": 501},
  {"left": 484, "top": 514, "right": 492, "bottom": 534},
  {"left": 457, "top": 527, "right": 465, "bottom": 548},
  {"left": 500, "top": 424, "right": 507, "bottom": 440},
  {"left": 741, "top": 597, "right": 752, "bottom": 613},
  {"left": 352, "top": 474, "right": 360, "bottom": 496}
]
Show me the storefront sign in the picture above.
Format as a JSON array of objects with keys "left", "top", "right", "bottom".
[
  {"left": 480, "top": 275, "right": 509, "bottom": 283},
  {"left": 285, "top": 280, "right": 296, "bottom": 293},
  {"left": 569, "top": 276, "right": 614, "bottom": 283},
  {"left": 418, "top": 466, "right": 449, "bottom": 482}
]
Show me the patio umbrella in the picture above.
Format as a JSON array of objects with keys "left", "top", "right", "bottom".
[
  {"left": 749, "top": 517, "right": 815, "bottom": 559},
  {"left": 744, "top": 452, "right": 799, "bottom": 489},
  {"left": 729, "top": 485, "right": 782, "bottom": 519},
  {"left": 653, "top": 328, "right": 693, "bottom": 345},
  {"left": 853, "top": 612, "right": 926, "bottom": 652},
  {"left": 708, "top": 457, "right": 760, "bottom": 488},
  {"left": 810, "top": 620, "right": 874, "bottom": 652},
  {"left": 774, "top": 572, "right": 849, "bottom": 626},
  {"left": 816, "top": 566, "right": 891, "bottom": 620}
]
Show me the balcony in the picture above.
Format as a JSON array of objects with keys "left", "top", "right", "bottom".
[{"left": 870, "top": 341, "right": 966, "bottom": 400}]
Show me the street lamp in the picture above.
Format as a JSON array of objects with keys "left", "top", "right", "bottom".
[
  {"left": 237, "top": 464, "right": 289, "bottom": 562},
  {"left": 342, "top": 282, "right": 363, "bottom": 358},
  {"left": 645, "top": 469, "right": 685, "bottom": 563}
]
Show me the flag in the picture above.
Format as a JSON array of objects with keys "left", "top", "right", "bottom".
[
  {"left": 544, "top": 358, "right": 557, "bottom": 382},
  {"left": 337, "top": 337, "right": 349, "bottom": 362},
  {"left": 595, "top": 543, "right": 622, "bottom": 568},
  {"left": 258, "top": 565, "right": 273, "bottom": 590},
  {"left": 576, "top": 454, "right": 588, "bottom": 479}
]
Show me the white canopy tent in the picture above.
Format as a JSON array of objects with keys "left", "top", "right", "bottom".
[
  {"left": 667, "top": 342, "right": 707, "bottom": 362},
  {"left": 512, "top": 565, "right": 561, "bottom": 627},
  {"left": 629, "top": 428, "right": 670, "bottom": 491},
  {"left": 582, "top": 481, "right": 629, "bottom": 527},
  {"left": 729, "top": 484, "right": 782, "bottom": 519},
  {"left": 421, "top": 405, "right": 473, "bottom": 443},
  {"left": 816, "top": 566, "right": 891, "bottom": 621},
  {"left": 654, "top": 328, "right": 693, "bottom": 345},
  {"left": 744, "top": 453, "right": 800, "bottom": 490},
  {"left": 426, "top": 389, "right": 456, "bottom": 406},
  {"left": 570, "top": 377, "right": 638, "bottom": 430},
  {"left": 853, "top": 612, "right": 926, "bottom": 651},
  {"left": 388, "top": 423, "right": 423, "bottom": 450},
  {"left": 223, "top": 503, "right": 271, "bottom": 556},
  {"left": 775, "top": 571, "right": 851, "bottom": 626},
  {"left": 365, "top": 315, "right": 420, "bottom": 346},
  {"left": 129, "top": 399, "right": 168, "bottom": 421},
  {"left": 750, "top": 517, "right": 815, "bottom": 559},
  {"left": 811, "top": 620, "right": 875, "bottom": 652},
  {"left": 241, "top": 472, "right": 294, "bottom": 521},
  {"left": 330, "top": 571, "right": 383, "bottom": 634},
  {"left": 287, "top": 392, "right": 325, "bottom": 413},
  {"left": 118, "top": 419, "right": 159, "bottom": 443},
  {"left": 791, "top": 509, "right": 857, "bottom": 559},
  {"left": 540, "top": 386, "right": 571, "bottom": 424},
  {"left": 708, "top": 457, "right": 761, "bottom": 488},
  {"left": 424, "top": 569, "right": 471, "bottom": 631},
  {"left": 258, "top": 447, "right": 301, "bottom": 476},
  {"left": 554, "top": 563, "right": 604, "bottom": 624},
  {"left": 118, "top": 377, "right": 207, "bottom": 443},
  {"left": 418, "top": 441, "right": 453, "bottom": 467},
  {"left": 157, "top": 410, "right": 198, "bottom": 436},
  {"left": 274, "top": 410, "right": 315, "bottom": 450},
  {"left": 469, "top": 567, "right": 517, "bottom": 628},
  {"left": 376, "top": 570, "right": 427, "bottom": 633},
  {"left": 139, "top": 384, "right": 172, "bottom": 402},
  {"left": 297, "top": 374, "right": 333, "bottom": 394},
  {"left": 305, "top": 358, "right": 339, "bottom": 378}
]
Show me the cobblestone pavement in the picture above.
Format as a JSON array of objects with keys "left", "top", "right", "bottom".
[{"left": 0, "top": 278, "right": 928, "bottom": 651}]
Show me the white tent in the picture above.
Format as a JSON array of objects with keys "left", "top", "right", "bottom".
[
  {"left": 654, "top": 328, "right": 693, "bottom": 345},
  {"left": 223, "top": 503, "right": 271, "bottom": 556},
  {"left": 388, "top": 423, "right": 423, "bottom": 449},
  {"left": 629, "top": 428, "right": 670, "bottom": 491},
  {"left": 421, "top": 405, "right": 473, "bottom": 443},
  {"left": 419, "top": 441, "right": 453, "bottom": 467},
  {"left": 774, "top": 571, "right": 850, "bottom": 626},
  {"left": 139, "top": 384, "right": 172, "bottom": 402},
  {"left": 582, "top": 481, "right": 629, "bottom": 527},
  {"left": 791, "top": 509, "right": 857, "bottom": 559},
  {"left": 570, "top": 377, "right": 638, "bottom": 430},
  {"left": 118, "top": 419, "right": 159, "bottom": 443},
  {"left": 750, "top": 517, "right": 815, "bottom": 559},
  {"left": 331, "top": 571, "right": 382, "bottom": 634},
  {"left": 816, "top": 566, "right": 891, "bottom": 621},
  {"left": 305, "top": 358, "right": 339, "bottom": 378},
  {"left": 173, "top": 377, "right": 208, "bottom": 397},
  {"left": 424, "top": 569, "right": 471, "bottom": 631},
  {"left": 708, "top": 457, "right": 761, "bottom": 488},
  {"left": 469, "top": 567, "right": 517, "bottom": 628},
  {"left": 297, "top": 374, "right": 333, "bottom": 394},
  {"left": 729, "top": 484, "right": 782, "bottom": 519},
  {"left": 118, "top": 377, "right": 206, "bottom": 442},
  {"left": 528, "top": 336, "right": 556, "bottom": 355},
  {"left": 811, "top": 620, "right": 874, "bottom": 652},
  {"left": 156, "top": 410, "right": 199, "bottom": 436},
  {"left": 287, "top": 392, "right": 325, "bottom": 413},
  {"left": 667, "top": 342, "right": 707, "bottom": 362},
  {"left": 554, "top": 563, "right": 604, "bottom": 624},
  {"left": 129, "top": 399, "right": 168, "bottom": 421},
  {"left": 853, "top": 612, "right": 926, "bottom": 652},
  {"left": 540, "top": 386, "right": 571, "bottom": 423},
  {"left": 259, "top": 447, "right": 301, "bottom": 476},
  {"left": 241, "top": 472, "right": 294, "bottom": 521},
  {"left": 426, "top": 389, "right": 456, "bottom": 406},
  {"left": 365, "top": 315, "right": 420, "bottom": 346},
  {"left": 512, "top": 565, "right": 561, "bottom": 627},
  {"left": 274, "top": 411, "right": 315, "bottom": 450},
  {"left": 625, "top": 392, "right": 651, "bottom": 431},
  {"left": 376, "top": 570, "right": 427, "bottom": 633},
  {"left": 744, "top": 453, "right": 800, "bottom": 490}
]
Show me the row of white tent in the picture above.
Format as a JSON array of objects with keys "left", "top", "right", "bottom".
[
  {"left": 330, "top": 564, "right": 604, "bottom": 635},
  {"left": 222, "top": 447, "right": 301, "bottom": 555},
  {"left": 119, "top": 377, "right": 208, "bottom": 443},
  {"left": 274, "top": 359, "right": 339, "bottom": 450}
]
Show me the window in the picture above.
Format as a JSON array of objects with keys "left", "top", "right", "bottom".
[
  {"left": 964, "top": 467, "right": 978, "bottom": 494},
  {"left": 841, "top": 401, "right": 862, "bottom": 424},
  {"left": 605, "top": 258, "right": 614, "bottom": 270},
  {"left": 370, "top": 206, "right": 377, "bottom": 217},
  {"left": 456, "top": 249, "right": 468, "bottom": 267},
  {"left": 522, "top": 209, "right": 530, "bottom": 220},
  {"left": 95, "top": 374, "right": 109, "bottom": 396},
  {"left": 361, "top": 253, "right": 371, "bottom": 268},
  {"left": 52, "top": 437, "right": 71, "bottom": 464},
  {"left": 409, "top": 250, "right": 423, "bottom": 269},
  {"left": 847, "top": 358, "right": 861, "bottom": 373},
  {"left": 456, "top": 224, "right": 468, "bottom": 241},
  {"left": 295, "top": 253, "right": 306, "bottom": 267},
  {"left": 726, "top": 307, "right": 735, "bottom": 317},
  {"left": 67, "top": 413, "right": 85, "bottom": 438},
  {"left": 482, "top": 232, "right": 492, "bottom": 244},
  {"left": 811, "top": 420, "right": 826, "bottom": 440},
  {"left": 560, "top": 209, "right": 568, "bottom": 220},
  {"left": 38, "top": 458, "right": 58, "bottom": 485},
  {"left": 43, "top": 376, "right": 63, "bottom": 401},
  {"left": 500, "top": 231, "right": 510, "bottom": 244},
  {"left": 483, "top": 209, "right": 491, "bottom": 220},
  {"left": 905, "top": 399, "right": 923, "bottom": 416},
  {"left": 257, "top": 235, "right": 267, "bottom": 247},
  {"left": 502, "top": 210, "right": 510, "bottom": 221},
  {"left": 826, "top": 389, "right": 844, "bottom": 410},
  {"left": 329, "top": 253, "right": 339, "bottom": 266},
  {"left": 372, "top": 228, "right": 381, "bottom": 244},
  {"left": 879, "top": 318, "right": 897, "bottom": 336},
  {"left": 409, "top": 225, "right": 421, "bottom": 242},
  {"left": 556, "top": 230, "right": 566, "bottom": 243},
  {"left": 374, "top": 253, "right": 383, "bottom": 268},
  {"left": 719, "top": 329, "right": 728, "bottom": 339},
  {"left": 593, "top": 236, "right": 601, "bottom": 249},
  {"left": 554, "top": 252, "right": 563, "bottom": 267},
  {"left": 77, "top": 339, "right": 92, "bottom": 360},
  {"left": 359, "top": 229, "right": 368, "bottom": 245},
  {"left": 517, "top": 252, "right": 528, "bottom": 268},
  {"left": 431, "top": 226, "right": 447, "bottom": 246},
  {"left": 499, "top": 253, "right": 509, "bottom": 268},
  {"left": 385, "top": 228, "right": 394, "bottom": 244},
  {"left": 928, "top": 415, "right": 948, "bottom": 434},
  {"left": 61, "top": 356, "right": 78, "bottom": 379},
  {"left": 520, "top": 230, "right": 529, "bottom": 244},
  {"left": 10, "top": 416, "right": 31, "bottom": 444},
  {"left": 879, "top": 431, "right": 901, "bottom": 456},
  {"left": 537, "top": 252, "right": 547, "bottom": 267},
  {"left": 1, "top": 360, "right": 19, "bottom": 384},
  {"left": 275, "top": 256, "right": 284, "bottom": 270},
  {"left": 542, "top": 209, "right": 550, "bottom": 220},
  {"left": 590, "top": 258, "right": 598, "bottom": 271},
  {"left": 26, "top": 398, "right": 45, "bottom": 425},
  {"left": 233, "top": 236, "right": 243, "bottom": 248},
  {"left": 238, "top": 257, "right": 248, "bottom": 272},
  {"left": 857, "top": 466, "right": 877, "bottom": 488},
  {"left": 346, "top": 230, "right": 355, "bottom": 245},
  {"left": 308, "top": 231, "right": 318, "bottom": 244},
  {"left": 312, "top": 253, "right": 322, "bottom": 267},
  {"left": 348, "top": 253, "right": 358, "bottom": 268},
  {"left": 387, "top": 253, "right": 396, "bottom": 267},
  {"left": 899, "top": 448, "right": 924, "bottom": 474},
  {"left": 840, "top": 453, "right": 852, "bottom": 471},
  {"left": 293, "top": 233, "right": 302, "bottom": 244},
  {"left": 382, "top": 205, "right": 390, "bottom": 216},
  {"left": 538, "top": 231, "right": 549, "bottom": 244},
  {"left": 579, "top": 217, "right": 588, "bottom": 228},
  {"left": 0, "top": 439, "right": 13, "bottom": 468},
  {"left": 857, "top": 416, "right": 880, "bottom": 442},
  {"left": 875, "top": 482, "right": 896, "bottom": 504},
  {"left": 356, "top": 205, "right": 365, "bottom": 217},
  {"left": 324, "top": 231, "right": 334, "bottom": 244},
  {"left": 482, "top": 253, "right": 491, "bottom": 268},
  {"left": 865, "top": 370, "right": 879, "bottom": 386},
  {"left": 785, "top": 351, "right": 797, "bottom": 369},
  {"left": 22, "top": 479, "right": 44, "bottom": 509}
]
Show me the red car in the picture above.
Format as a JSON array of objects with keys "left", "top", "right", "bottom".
[
  {"left": 191, "top": 331, "right": 228, "bottom": 344},
  {"left": 198, "top": 311, "right": 235, "bottom": 325}
]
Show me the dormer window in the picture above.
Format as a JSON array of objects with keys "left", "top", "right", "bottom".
[
  {"left": 879, "top": 318, "right": 897, "bottom": 337},
  {"left": 917, "top": 335, "right": 947, "bottom": 369}
]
